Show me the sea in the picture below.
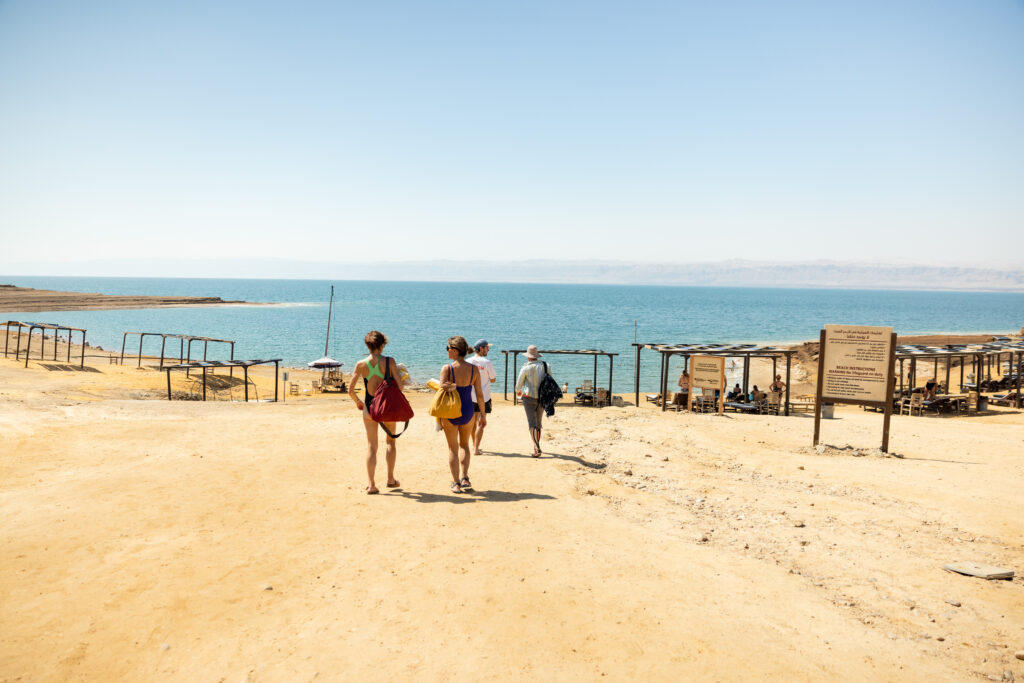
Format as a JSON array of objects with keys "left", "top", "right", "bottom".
[{"left": 3, "top": 276, "right": 1022, "bottom": 393}]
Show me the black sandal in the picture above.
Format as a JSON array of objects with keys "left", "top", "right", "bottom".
[
  {"left": 460, "top": 477, "right": 473, "bottom": 491},
  {"left": 450, "top": 481, "right": 463, "bottom": 494}
]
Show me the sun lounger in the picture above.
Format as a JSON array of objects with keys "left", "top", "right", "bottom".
[{"left": 990, "top": 391, "right": 1019, "bottom": 407}]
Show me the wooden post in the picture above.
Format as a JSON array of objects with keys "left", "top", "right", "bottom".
[
  {"left": 202, "top": 366, "right": 207, "bottom": 401},
  {"left": 742, "top": 356, "right": 750, "bottom": 394},
  {"left": 784, "top": 352, "right": 792, "bottom": 416},
  {"left": 659, "top": 351, "right": 667, "bottom": 412},
  {"left": 812, "top": 330, "right": 826, "bottom": 447},
  {"left": 244, "top": 366, "right": 250, "bottom": 402},
  {"left": 79, "top": 330, "right": 86, "bottom": 368},
  {"left": 503, "top": 351, "right": 509, "bottom": 401},
  {"left": 274, "top": 361, "right": 279, "bottom": 403},
  {"left": 138, "top": 334, "right": 145, "bottom": 367},
  {"left": 166, "top": 368, "right": 172, "bottom": 400},
  {"left": 159, "top": 336, "right": 167, "bottom": 369},
  {"left": 608, "top": 354, "right": 614, "bottom": 404},
  {"left": 592, "top": 354, "right": 597, "bottom": 398},
  {"left": 881, "top": 332, "right": 896, "bottom": 453}
]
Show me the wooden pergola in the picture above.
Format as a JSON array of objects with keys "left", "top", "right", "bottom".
[
  {"left": 500, "top": 349, "right": 618, "bottom": 406},
  {"left": 633, "top": 342, "right": 796, "bottom": 415},
  {"left": 2, "top": 320, "right": 87, "bottom": 368},
  {"left": 895, "top": 338, "right": 1024, "bottom": 406},
  {"left": 162, "top": 359, "right": 282, "bottom": 402},
  {"left": 120, "top": 331, "right": 235, "bottom": 371}
]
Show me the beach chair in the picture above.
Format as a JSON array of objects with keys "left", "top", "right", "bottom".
[
  {"left": 644, "top": 393, "right": 662, "bottom": 406},
  {"left": 289, "top": 382, "right": 300, "bottom": 396},
  {"left": 990, "top": 391, "right": 1019, "bottom": 407},
  {"left": 312, "top": 379, "right": 321, "bottom": 393},
  {"left": 964, "top": 391, "right": 979, "bottom": 415},
  {"left": 764, "top": 392, "right": 781, "bottom": 416},
  {"left": 902, "top": 393, "right": 923, "bottom": 416},
  {"left": 595, "top": 388, "right": 609, "bottom": 407}
]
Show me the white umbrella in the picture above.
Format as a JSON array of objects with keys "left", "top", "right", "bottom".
[{"left": 308, "top": 356, "right": 343, "bottom": 369}]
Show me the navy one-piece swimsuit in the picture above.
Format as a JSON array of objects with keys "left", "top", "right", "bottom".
[{"left": 448, "top": 363, "right": 476, "bottom": 426}]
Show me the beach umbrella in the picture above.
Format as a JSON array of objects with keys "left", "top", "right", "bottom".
[{"left": 308, "top": 356, "right": 343, "bottom": 369}]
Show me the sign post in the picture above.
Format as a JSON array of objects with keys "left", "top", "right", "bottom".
[
  {"left": 688, "top": 355, "right": 726, "bottom": 416},
  {"left": 813, "top": 325, "right": 897, "bottom": 452}
]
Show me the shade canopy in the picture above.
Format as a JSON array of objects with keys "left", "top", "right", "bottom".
[{"left": 308, "top": 356, "right": 343, "bottom": 368}]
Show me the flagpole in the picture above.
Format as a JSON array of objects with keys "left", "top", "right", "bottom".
[{"left": 324, "top": 285, "right": 334, "bottom": 357}]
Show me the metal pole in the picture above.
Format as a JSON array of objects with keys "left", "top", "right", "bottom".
[
  {"left": 503, "top": 351, "right": 509, "bottom": 401},
  {"left": 275, "top": 361, "right": 279, "bottom": 402},
  {"left": 24, "top": 326, "right": 35, "bottom": 367},
  {"left": 15, "top": 323, "right": 22, "bottom": 360},
  {"left": 592, "top": 354, "right": 597, "bottom": 397},
  {"left": 79, "top": 331, "right": 86, "bottom": 368},
  {"left": 166, "top": 368, "right": 172, "bottom": 400},
  {"left": 120, "top": 333, "right": 127, "bottom": 366},
  {"left": 325, "top": 285, "right": 334, "bottom": 357},
  {"left": 3, "top": 322, "right": 9, "bottom": 358},
  {"left": 659, "top": 351, "right": 666, "bottom": 406},
  {"left": 512, "top": 353, "right": 519, "bottom": 406},
  {"left": 661, "top": 352, "right": 669, "bottom": 412},
  {"left": 160, "top": 336, "right": 167, "bottom": 369},
  {"left": 244, "top": 366, "right": 250, "bottom": 402},
  {"left": 634, "top": 344, "right": 641, "bottom": 408},
  {"left": 138, "top": 334, "right": 145, "bottom": 368},
  {"left": 179, "top": 338, "right": 184, "bottom": 364},
  {"left": 202, "top": 367, "right": 207, "bottom": 401}
]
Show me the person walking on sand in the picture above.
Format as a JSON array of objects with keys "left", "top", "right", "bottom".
[
  {"left": 515, "top": 345, "right": 549, "bottom": 457},
  {"left": 467, "top": 339, "right": 497, "bottom": 456},
  {"left": 440, "top": 336, "right": 487, "bottom": 494},
  {"left": 348, "top": 330, "right": 405, "bottom": 494}
]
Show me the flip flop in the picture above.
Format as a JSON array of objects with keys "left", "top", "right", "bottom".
[
  {"left": 366, "top": 486, "right": 379, "bottom": 495},
  {"left": 450, "top": 481, "right": 463, "bottom": 494},
  {"left": 460, "top": 477, "right": 473, "bottom": 491},
  {"left": 386, "top": 479, "right": 401, "bottom": 488}
]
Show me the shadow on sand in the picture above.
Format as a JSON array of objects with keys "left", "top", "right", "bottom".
[
  {"left": 395, "top": 488, "right": 556, "bottom": 504},
  {"left": 39, "top": 364, "right": 101, "bottom": 373},
  {"left": 484, "top": 450, "right": 606, "bottom": 470}
]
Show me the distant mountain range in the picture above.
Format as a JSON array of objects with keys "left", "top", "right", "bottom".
[{"left": 3, "top": 259, "right": 1023, "bottom": 291}]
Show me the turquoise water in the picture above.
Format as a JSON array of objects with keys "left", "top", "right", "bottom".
[{"left": 3, "top": 276, "right": 1022, "bottom": 391}]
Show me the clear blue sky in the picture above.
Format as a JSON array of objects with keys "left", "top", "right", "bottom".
[{"left": 1, "top": 0, "right": 1022, "bottom": 272}]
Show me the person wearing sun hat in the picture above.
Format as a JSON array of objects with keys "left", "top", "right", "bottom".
[
  {"left": 515, "top": 345, "right": 550, "bottom": 457},
  {"left": 467, "top": 339, "right": 497, "bottom": 455}
]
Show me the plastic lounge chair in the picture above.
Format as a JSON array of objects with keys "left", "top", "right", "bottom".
[{"left": 990, "top": 391, "right": 1019, "bottom": 407}]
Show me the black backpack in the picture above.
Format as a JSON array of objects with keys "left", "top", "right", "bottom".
[{"left": 538, "top": 361, "right": 563, "bottom": 415}]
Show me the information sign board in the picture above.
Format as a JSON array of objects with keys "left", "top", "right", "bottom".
[{"left": 688, "top": 355, "right": 725, "bottom": 415}]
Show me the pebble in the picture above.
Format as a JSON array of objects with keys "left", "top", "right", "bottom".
[
  {"left": 585, "top": 489, "right": 595, "bottom": 496},
  {"left": 937, "top": 637, "right": 945, "bottom": 642},
  {"left": 161, "top": 644, "right": 170, "bottom": 651},
  {"left": 793, "top": 521, "right": 806, "bottom": 528},
  {"left": 1016, "top": 651, "right": 1024, "bottom": 660},
  {"left": 699, "top": 534, "right": 709, "bottom": 543},
  {"left": 263, "top": 585, "right": 273, "bottom": 591},
  {"left": 945, "top": 599, "right": 961, "bottom": 607},
  {"left": 624, "top": 469, "right": 633, "bottom": 476},
  {"left": 797, "top": 466, "right": 805, "bottom": 470},
  {"left": 1002, "top": 670, "right": 1013, "bottom": 682},
  {"left": 661, "top": 456, "right": 669, "bottom": 461}
]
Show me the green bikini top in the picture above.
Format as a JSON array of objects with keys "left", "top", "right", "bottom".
[{"left": 366, "top": 357, "right": 386, "bottom": 381}]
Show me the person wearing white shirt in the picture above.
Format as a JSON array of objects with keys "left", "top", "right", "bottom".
[
  {"left": 515, "top": 345, "right": 549, "bottom": 457},
  {"left": 467, "top": 339, "right": 497, "bottom": 455}
]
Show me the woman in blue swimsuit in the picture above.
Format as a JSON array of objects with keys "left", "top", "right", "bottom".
[{"left": 440, "top": 336, "right": 487, "bottom": 493}]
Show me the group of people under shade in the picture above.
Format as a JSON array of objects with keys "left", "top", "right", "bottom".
[
  {"left": 347, "top": 331, "right": 553, "bottom": 495},
  {"left": 670, "top": 368, "right": 787, "bottom": 408}
]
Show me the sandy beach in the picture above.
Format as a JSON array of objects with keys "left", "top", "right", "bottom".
[{"left": 1, "top": 334, "right": 1023, "bottom": 681}]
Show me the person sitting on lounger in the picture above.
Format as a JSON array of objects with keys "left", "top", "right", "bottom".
[
  {"left": 750, "top": 385, "right": 766, "bottom": 403},
  {"left": 727, "top": 383, "right": 743, "bottom": 401},
  {"left": 925, "top": 377, "right": 938, "bottom": 400},
  {"left": 672, "top": 370, "right": 690, "bottom": 406}
]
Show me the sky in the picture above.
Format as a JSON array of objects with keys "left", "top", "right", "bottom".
[{"left": 1, "top": 0, "right": 1022, "bottom": 274}]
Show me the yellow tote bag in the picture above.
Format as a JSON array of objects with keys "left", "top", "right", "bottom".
[{"left": 429, "top": 388, "right": 462, "bottom": 419}]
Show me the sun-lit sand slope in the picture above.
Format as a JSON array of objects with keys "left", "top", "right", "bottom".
[{"left": 1, "top": 354, "right": 1023, "bottom": 681}]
